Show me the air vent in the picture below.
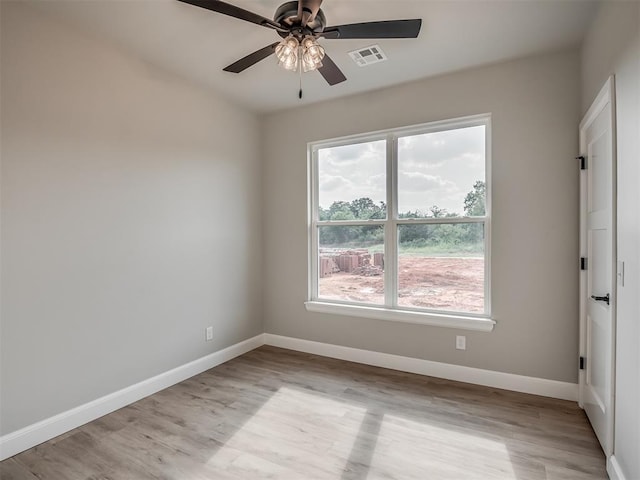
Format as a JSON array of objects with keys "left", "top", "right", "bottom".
[{"left": 348, "top": 45, "right": 387, "bottom": 67}]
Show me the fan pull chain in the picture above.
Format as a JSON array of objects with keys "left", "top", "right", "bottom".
[{"left": 298, "top": 54, "right": 303, "bottom": 99}]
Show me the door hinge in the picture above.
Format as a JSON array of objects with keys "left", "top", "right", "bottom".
[
  {"left": 579, "top": 356, "right": 585, "bottom": 370},
  {"left": 580, "top": 257, "right": 587, "bottom": 270},
  {"left": 577, "top": 155, "right": 586, "bottom": 170}
]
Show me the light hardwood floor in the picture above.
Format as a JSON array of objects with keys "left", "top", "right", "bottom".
[{"left": 1, "top": 346, "right": 606, "bottom": 479}]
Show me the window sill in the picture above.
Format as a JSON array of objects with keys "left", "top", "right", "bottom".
[{"left": 304, "top": 301, "right": 495, "bottom": 332}]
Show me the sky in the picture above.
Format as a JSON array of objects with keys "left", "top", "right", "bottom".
[{"left": 318, "top": 125, "right": 485, "bottom": 216}]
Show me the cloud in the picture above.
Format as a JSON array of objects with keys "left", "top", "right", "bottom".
[
  {"left": 367, "top": 173, "right": 386, "bottom": 189},
  {"left": 398, "top": 171, "right": 456, "bottom": 192},
  {"left": 319, "top": 140, "right": 386, "bottom": 171},
  {"left": 398, "top": 125, "right": 485, "bottom": 169},
  {"left": 319, "top": 175, "right": 352, "bottom": 192},
  {"left": 397, "top": 172, "right": 464, "bottom": 214},
  {"left": 318, "top": 140, "right": 386, "bottom": 208}
]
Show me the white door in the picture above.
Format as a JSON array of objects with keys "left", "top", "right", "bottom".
[{"left": 579, "top": 76, "right": 616, "bottom": 456}]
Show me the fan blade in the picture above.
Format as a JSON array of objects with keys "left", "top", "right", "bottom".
[
  {"left": 321, "top": 19, "right": 422, "bottom": 39},
  {"left": 223, "top": 42, "right": 279, "bottom": 73},
  {"left": 317, "top": 30, "right": 339, "bottom": 39},
  {"left": 317, "top": 54, "right": 346, "bottom": 86},
  {"left": 299, "top": 0, "right": 323, "bottom": 27},
  {"left": 178, "top": 0, "right": 282, "bottom": 30}
]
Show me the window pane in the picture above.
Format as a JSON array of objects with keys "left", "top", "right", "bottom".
[
  {"left": 398, "top": 223, "right": 484, "bottom": 313},
  {"left": 318, "top": 225, "right": 384, "bottom": 305},
  {"left": 398, "top": 126, "right": 485, "bottom": 218},
  {"left": 318, "top": 140, "right": 386, "bottom": 220}
]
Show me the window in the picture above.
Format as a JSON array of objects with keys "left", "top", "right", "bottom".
[{"left": 307, "top": 115, "right": 494, "bottom": 331}]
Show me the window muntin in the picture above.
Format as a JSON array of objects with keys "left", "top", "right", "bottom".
[{"left": 310, "top": 115, "right": 490, "bottom": 319}]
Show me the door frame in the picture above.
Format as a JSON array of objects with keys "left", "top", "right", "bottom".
[{"left": 578, "top": 75, "right": 617, "bottom": 456}]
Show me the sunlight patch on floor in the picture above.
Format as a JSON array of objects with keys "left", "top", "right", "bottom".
[
  {"left": 364, "top": 414, "right": 516, "bottom": 479},
  {"left": 205, "top": 387, "right": 515, "bottom": 479},
  {"left": 205, "top": 387, "right": 367, "bottom": 477}
]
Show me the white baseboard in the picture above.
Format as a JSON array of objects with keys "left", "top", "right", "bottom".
[
  {"left": 0, "top": 333, "right": 265, "bottom": 461},
  {"left": 607, "top": 455, "right": 627, "bottom": 480},
  {"left": 264, "top": 334, "right": 578, "bottom": 402}
]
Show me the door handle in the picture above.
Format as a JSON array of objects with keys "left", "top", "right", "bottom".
[{"left": 591, "top": 293, "right": 610, "bottom": 305}]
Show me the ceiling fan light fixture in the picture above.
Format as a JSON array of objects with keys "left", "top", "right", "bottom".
[
  {"left": 275, "top": 35, "right": 300, "bottom": 71},
  {"left": 275, "top": 34, "right": 325, "bottom": 73},
  {"left": 301, "top": 35, "right": 325, "bottom": 72}
]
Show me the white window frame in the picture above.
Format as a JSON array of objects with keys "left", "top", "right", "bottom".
[{"left": 306, "top": 114, "right": 495, "bottom": 332}]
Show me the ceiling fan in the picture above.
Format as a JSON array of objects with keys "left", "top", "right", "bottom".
[{"left": 177, "top": 0, "right": 422, "bottom": 88}]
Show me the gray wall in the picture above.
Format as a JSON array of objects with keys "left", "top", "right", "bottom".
[
  {"left": 0, "top": 3, "right": 262, "bottom": 435},
  {"left": 582, "top": 2, "right": 640, "bottom": 478},
  {"left": 262, "top": 50, "right": 581, "bottom": 383}
]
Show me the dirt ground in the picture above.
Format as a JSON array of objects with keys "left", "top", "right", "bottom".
[{"left": 318, "top": 257, "right": 484, "bottom": 313}]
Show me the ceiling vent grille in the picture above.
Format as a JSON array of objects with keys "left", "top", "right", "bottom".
[{"left": 348, "top": 45, "right": 387, "bottom": 67}]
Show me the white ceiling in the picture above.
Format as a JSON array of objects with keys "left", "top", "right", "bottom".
[{"left": 30, "top": 0, "right": 600, "bottom": 113}]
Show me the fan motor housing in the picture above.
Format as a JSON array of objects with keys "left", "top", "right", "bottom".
[{"left": 274, "top": 1, "right": 326, "bottom": 37}]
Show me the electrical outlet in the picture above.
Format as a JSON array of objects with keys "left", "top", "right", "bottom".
[
  {"left": 456, "top": 335, "right": 466, "bottom": 350},
  {"left": 205, "top": 326, "right": 213, "bottom": 341}
]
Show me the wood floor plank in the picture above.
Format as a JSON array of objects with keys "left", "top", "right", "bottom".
[
  {"left": 0, "top": 458, "right": 39, "bottom": 480},
  {"left": 2, "top": 345, "right": 606, "bottom": 479}
]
